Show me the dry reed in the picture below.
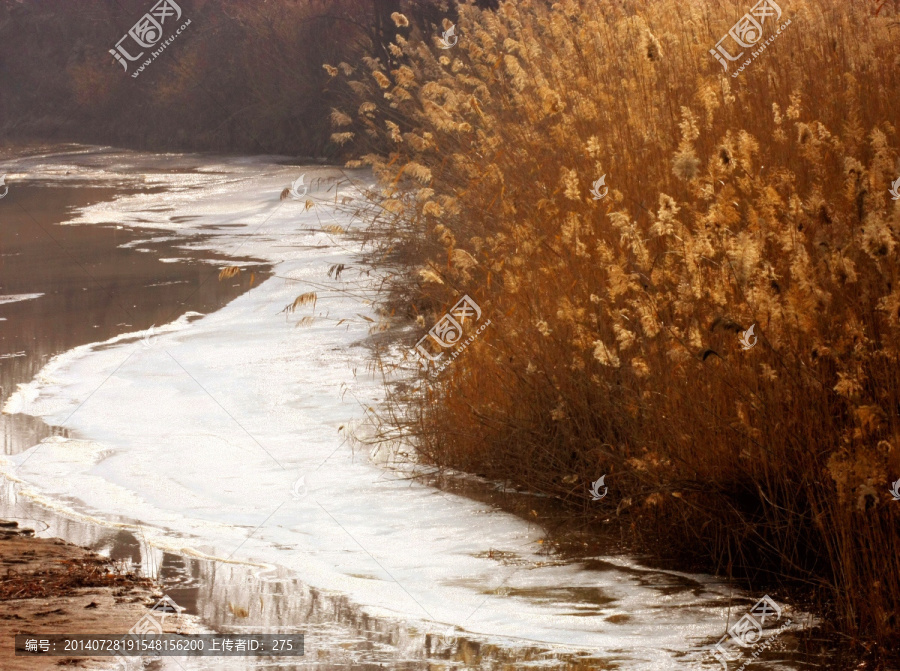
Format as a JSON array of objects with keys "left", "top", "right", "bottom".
[{"left": 335, "top": 0, "right": 900, "bottom": 655}]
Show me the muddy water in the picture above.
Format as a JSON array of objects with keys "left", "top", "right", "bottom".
[
  {"left": 0, "top": 174, "right": 264, "bottom": 608},
  {"left": 0, "top": 181, "right": 266, "bottom": 455},
  {"left": 0, "top": 146, "right": 817, "bottom": 671}
]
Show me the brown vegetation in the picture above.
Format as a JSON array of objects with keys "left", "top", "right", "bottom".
[
  {"left": 0, "top": 0, "right": 367, "bottom": 154},
  {"left": 336, "top": 0, "right": 900, "bottom": 657},
  {"left": 0, "top": 523, "right": 150, "bottom": 601},
  {"left": 0, "top": 556, "right": 148, "bottom": 602},
  {"left": 0, "top": 522, "right": 178, "bottom": 671},
  {"left": 0, "top": 0, "right": 495, "bottom": 156}
]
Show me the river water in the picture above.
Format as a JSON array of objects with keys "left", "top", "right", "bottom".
[{"left": 0, "top": 146, "right": 812, "bottom": 670}]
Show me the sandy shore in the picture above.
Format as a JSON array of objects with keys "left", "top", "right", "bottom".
[{"left": 0, "top": 520, "right": 184, "bottom": 670}]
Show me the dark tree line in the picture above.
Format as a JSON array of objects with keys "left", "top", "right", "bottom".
[{"left": 0, "top": 0, "right": 496, "bottom": 157}]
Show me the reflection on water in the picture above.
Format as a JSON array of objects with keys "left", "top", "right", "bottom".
[
  {"left": 0, "top": 412, "right": 61, "bottom": 457},
  {"left": 0, "top": 479, "right": 611, "bottom": 670},
  {"left": 0, "top": 180, "right": 268, "bottom": 484}
]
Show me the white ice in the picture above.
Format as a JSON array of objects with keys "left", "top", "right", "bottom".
[
  {"left": 1, "top": 148, "right": 795, "bottom": 668},
  {"left": 0, "top": 293, "right": 44, "bottom": 305}
]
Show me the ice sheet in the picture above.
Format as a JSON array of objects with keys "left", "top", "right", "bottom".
[
  {"left": 0, "top": 148, "right": 797, "bottom": 668},
  {"left": 0, "top": 293, "right": 44, "bottom": 305}
]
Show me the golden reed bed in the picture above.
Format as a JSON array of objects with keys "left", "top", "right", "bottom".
[{"left": 330, "top": 0, "right": 900, "bottom": 659}]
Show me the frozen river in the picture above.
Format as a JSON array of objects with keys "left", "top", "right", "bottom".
[{"left": 0, "top": 146, "right": 808, "bottom": 670}]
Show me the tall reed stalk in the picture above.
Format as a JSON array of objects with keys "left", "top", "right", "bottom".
[{"left": 333, "top": 0, "right": 900, "bottom": 654}]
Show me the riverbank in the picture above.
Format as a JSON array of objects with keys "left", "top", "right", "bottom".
[
  {"left": 0, "top": 519, "right": 187, "bottom": 671},
  {"left": 0, "top": 145, "right": 794, "bottom": 669}
]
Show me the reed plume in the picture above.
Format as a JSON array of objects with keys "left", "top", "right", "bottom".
[{"left": 336, "top": 0, "right": 900, "bottom": 655}]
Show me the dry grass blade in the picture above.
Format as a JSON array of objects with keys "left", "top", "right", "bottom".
[
  {"left": 322, "top": 224, "right": 345, "bottom": 234},
  {"left": 283, "top": 291, "right": 317, "bottom": 314},
  {"left": 294, "top": 315, "right": 316, "bottom": 328}
]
